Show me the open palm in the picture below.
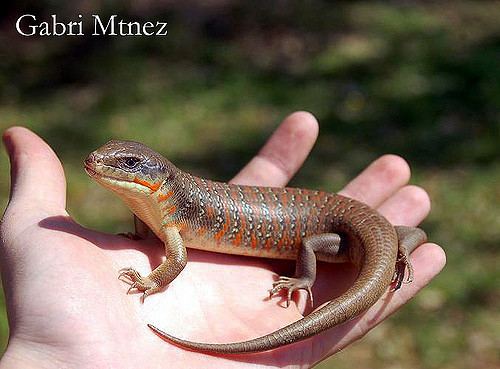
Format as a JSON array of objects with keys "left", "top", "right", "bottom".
[{"left": 0, "top": 112, "right": 445, "bottom": 369}]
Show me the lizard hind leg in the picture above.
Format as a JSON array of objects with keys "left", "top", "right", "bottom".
[
  {"left": 269, "top": 233, "right": 342, "bottom": 308},
  {"left": 392, "top": 225, "right": 427, "bottom": 290}
]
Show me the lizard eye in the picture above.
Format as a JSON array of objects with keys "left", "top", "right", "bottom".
[{"left": 123, "top": 157, "right": 141, "bottom": 168}]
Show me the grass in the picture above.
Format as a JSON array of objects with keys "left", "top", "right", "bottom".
[{"left": 0, "top": 1, "right": 499, "bottom": 368}]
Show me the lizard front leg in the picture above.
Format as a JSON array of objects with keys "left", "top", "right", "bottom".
[
  {"left": 270, "top": 233, "right": 342, "bottom": 307},
  {"left": 119, "top": 227, "right": 187, "bottom": 299}
]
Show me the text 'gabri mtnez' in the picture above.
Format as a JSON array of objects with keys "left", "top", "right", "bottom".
[{"left": 16, "top": 14, "right": 168, "bottom": 37}]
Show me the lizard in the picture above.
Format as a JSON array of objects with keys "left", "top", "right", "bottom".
[{"left": 84, "top": 139, "right": 427, "bottom": 354}]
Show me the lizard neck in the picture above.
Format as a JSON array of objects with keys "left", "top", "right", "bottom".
[
  {"left": 122, "top": 169, "right": 196, "bottom": 239},
  {"left": 114, "top": 179, "right": 167, "bottom": 238}
]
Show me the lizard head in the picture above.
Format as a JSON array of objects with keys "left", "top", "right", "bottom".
[{"left": 84, "top": 140, "right": 174, "bottom": 196}]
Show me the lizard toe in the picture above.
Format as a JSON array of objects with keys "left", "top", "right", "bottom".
[{"left": 269, "top": 276, "right": 315, "bottom": 308}]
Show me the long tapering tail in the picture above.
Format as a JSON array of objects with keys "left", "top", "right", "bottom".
[{"left": 147, "top": 254, "right": 395, "bottom": 354}]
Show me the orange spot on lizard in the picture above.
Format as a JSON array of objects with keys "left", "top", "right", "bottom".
[
  {"left": 250, "top": 234, "right": 258, "bottom": 249},
  {"left": 166, "top": 205, "right": 177, "bottom": 215},
  {"left": 214, "top": 206, "right": 233, "bottom": 244},
  {"left": 134, "top": 177, "right": 161, "bottom": 192},
  {"left": 157, "top": 191, "right": 174, "bottom": 202},
  {"left": 232, "top": 229, "right": 243, "bottom": 246},
  {"left": 197, "top": 227, "right": 208, "bottom": 237}
]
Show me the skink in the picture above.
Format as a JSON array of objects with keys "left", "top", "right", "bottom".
[{"left": 84, "top": 139, "right": 427, "bottom": 354}]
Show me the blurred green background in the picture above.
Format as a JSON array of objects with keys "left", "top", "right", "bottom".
[{"left": 0, "top": 1, "right": 499, "bottom": 368}]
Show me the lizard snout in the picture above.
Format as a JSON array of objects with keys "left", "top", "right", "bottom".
[{"left": 84, "top": 152, "right": 99, "bottom": 176}]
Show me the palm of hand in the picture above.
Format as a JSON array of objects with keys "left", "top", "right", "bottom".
[
  {"left": 0, "top": 114, "right": 445, "bottom": 369},
  {"left": 10, "top": 221, "right": 304, "bottom": 366},
  {"left": 8, "top": 219, "right": 360, "bottom": 368}
]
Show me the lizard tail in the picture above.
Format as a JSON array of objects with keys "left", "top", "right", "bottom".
[
  {"left": 147, "top": 200, "right": 402, "bottom": 354},
  {"left": 147, "top": 252, "right": 395, "bottom": 354}
]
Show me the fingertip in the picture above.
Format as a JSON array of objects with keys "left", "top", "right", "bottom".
[
  {"left": 408, "top": 242, "right": 446, "bottom": 285},
  {"left": 260, "top": 111, "right": 319, "bottom": 183},
  {"left": 377, "top": 184, "right": 431, "bottom": 226},
  {"left": 3, "top": 126, "right": 38, "bottom": 141},
  {"left": 376, "top": 154, "right": 411, "bottom": 185},
  {"left": 2, "top": 127, "right": 13, "bottom": 147},
  {"left": 369, "top": 243, "right": 446, "bottom": 328},
  {"left": 340, "top": 154, "right": 412, "bottom": 206},
  {"left": 231, "top": 111, "right": 319, "bottom": 186},
  {"left": 434, "top": 244, "right": 447, "bottom": 272},
  {"left": 2, "top": 126, "right": 25, "bottom": 156},
  {"left": 286, "top": 111, "right": 319, "bottom": 129},
  {"left": 413, "top": 243, "right": 447, "bottom": 275},
  {"left": 2, "top": 126, "right": 67, "bottom": 211},
  {"left": 3, "top": 126, "right": 47, "bottom": 158},
  {"left": 405, "top": 185, "right": 431, "bottom": 217},
  {"left": 283, "top": 111, "right": 319, "bottom": 142}
]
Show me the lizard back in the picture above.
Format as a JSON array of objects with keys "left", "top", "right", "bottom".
[{"left": 157, "top": 172, "right": 396, "bottom": 267}]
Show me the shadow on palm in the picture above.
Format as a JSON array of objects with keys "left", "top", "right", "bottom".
[{"left": 38, "top": 213, "right": 359, "bottom": 333}]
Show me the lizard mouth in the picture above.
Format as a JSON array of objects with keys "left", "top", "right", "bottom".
[
  {"left": 84, "top": 163, "right": 125, "bottom": 183},
  {"left": 83, "top": 161, "right": 118, "bottom": 181},
  {"left": 84, "top": 163, "right": 97, "bottom": 177},
  {"left": 84, "top": 157, "right": 122, "bottom": 182}
]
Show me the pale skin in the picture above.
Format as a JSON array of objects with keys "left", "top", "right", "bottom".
[{"left": 0, "top": 112, "right": 445, "bottom": 369}]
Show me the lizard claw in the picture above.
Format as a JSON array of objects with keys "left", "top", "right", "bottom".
[
  {"left": 392, "top": 250, "right": 414, "bottom": 291},
  {"left": 117, "top": 267, "right": 160, "bottom": 299},
  {"left": 127, "top": 282, "right": 139, "bottom": 294},
  {"left": 269, "top": 276, "right": 314, "bottom": 308}
]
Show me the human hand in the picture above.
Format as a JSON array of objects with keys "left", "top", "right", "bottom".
[{"left": 0, "top": 112, "right": 445, "bottom": 369}]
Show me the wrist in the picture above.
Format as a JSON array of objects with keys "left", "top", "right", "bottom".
[{"left": 0, "top": 340, "right": 64, "bottom": 369}]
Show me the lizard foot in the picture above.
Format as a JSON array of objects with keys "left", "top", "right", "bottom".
[
  {"left": 269, "top": 276, "right": 314, "bottom": 308},
  {"left": 391, "top": 250, "right": 414, "bottom": 291},
  {"left": 118, "top": 267, "right": 161, "bottom": 300}
]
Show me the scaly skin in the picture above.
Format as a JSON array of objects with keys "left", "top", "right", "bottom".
[{"left": 84, "top": 139, "right": 427, "bottom": 354}]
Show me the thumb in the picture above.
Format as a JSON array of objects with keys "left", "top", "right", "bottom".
[{"left": 3, "top": 127, "right": 67, "bottom": 214}]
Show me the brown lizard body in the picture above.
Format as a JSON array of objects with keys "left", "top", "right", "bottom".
[{"left": 84, "top": 140, "right": 427, "bottom": 354}]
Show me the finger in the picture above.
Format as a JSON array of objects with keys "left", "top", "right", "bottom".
[
  {"left": 356, "top": 243, "right": 446, "bottom": 335},
  {"left": 2, "top": 127, "right": 66, "bottom": 211},
  {"left": 377, "top": 185, "right": 431, "bottom": 226},
  {"left": 231, "top": 111, "right": 319, "bottom": 186},
  {"left": 339, "top": 155, "right": 411, "bottom": 207}
]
